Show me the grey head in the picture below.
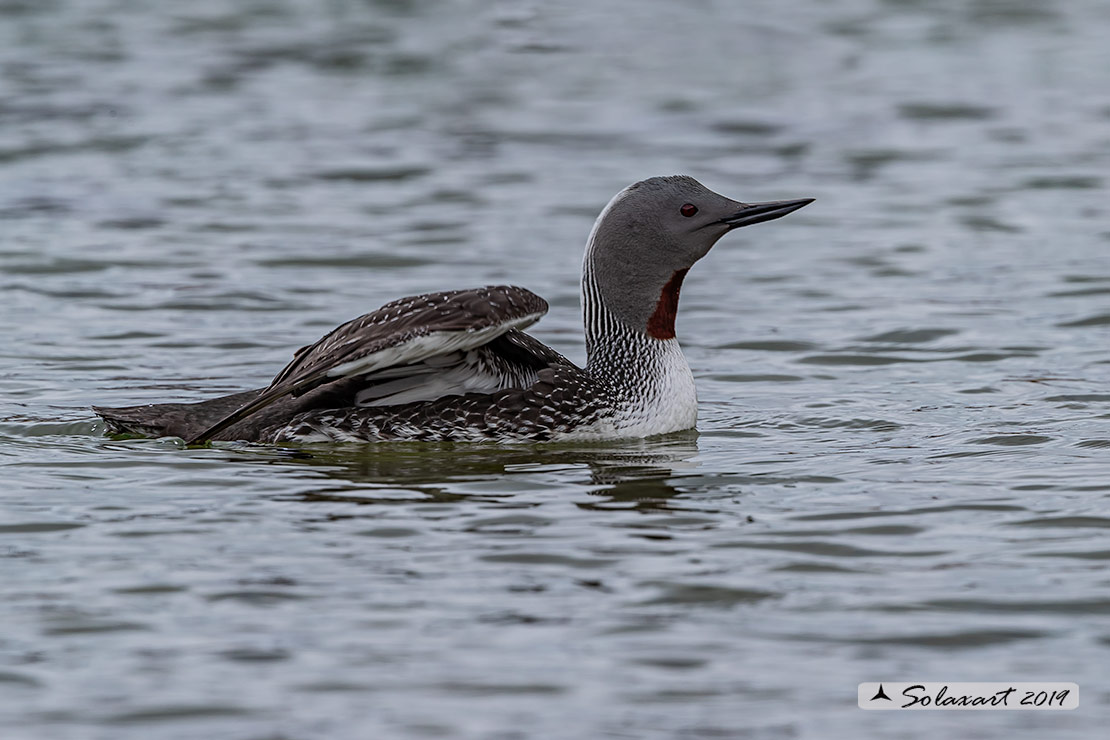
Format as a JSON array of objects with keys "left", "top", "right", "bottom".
[{"left": 585, "top": 175, "right": 812, "bottom": 339}]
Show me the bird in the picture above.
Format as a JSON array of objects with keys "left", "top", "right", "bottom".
[{"left": 94, "top": 176, "right": 812, "bottom": 445}]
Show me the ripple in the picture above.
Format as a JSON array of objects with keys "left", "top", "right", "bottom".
[
  {"left": 98, "top": 216, "right": 166, "bottom": 230},
  {"left": 295, "top": 681, "right": 373, "bottom": 693},
  {"left": 3, "top": 258, "right": 114, "bottom": 275},
  {"left": 465, "top": 514, "right": 553, "bottom": 534},
  {"left": 205, "top": 590, "right": 307, "bottom": 604},
  {"left": 479, "top": 553, "right": 615, "bottom": 568},
  {"left": 629, "top": 655, "right": 708, "bottom": 670},
  {"left": 639, "top": 582, "right": 775, "bottom": 607},
  {"left": 0, "top": 195, "right": 73, "bottom": 218},
  {"left": 0, "top": 671, "right": 42, "bottom": 687},
  {"left": 88, "top": 331, "right": 163, "bottom": 341},
  {"left": 710, "top": 119, "right": 785, "bottom": 136},
  {"left": 1022, "top": 175, "right": 1102, "bottom": 190},
  {"left": 792, "top": 503, "right": 1025, "bottom": 521},
  {"left": 713, "top": 540, "right": 944, "bottom": 557},
  {"left": 838, "top": 629, "right": 1048, "bottom": 648},
  {"left": 113, "top": 528, "right": 211, "bottom": 538},
  {"left": 861, "top": 328, "right": 959, "bottom": 343},
  {"left": 717, "top": 340, "right": 816, "bottom": 352},
  {"left": 112, "top": 584, "right": 188, "bottom": 594},
  {"left": 898, "top": 102, "right": 995, "bottom": 121},
  {"left": 478, "top": 610, "right": 569, "bottom": 626},
  {"left": 0, "top": 135, "right": 149, "bottom": 164},
  {"left": 1058, "top": 313, "right": 1110, "bottom": 327},
  {"left": 951, "top": 351, "right": 1037, "bottom": 362},
  {"left": 775, "top": 525, "right": 923, "bottom": 536},
  {"left": 772, "top": 562, "right": 863, "bottom": 573},
  {"left": 258, "top": 253, "right": 432, "bottom": 269},
  {"left": 795, "top": 417, "right": 902, "bottom": 431},
  {"left": 313, "top": 165, "right": 430, "bottom": 182},
  {"left": 711, "top": 373, "right": 803, "bottom": 383},
  {"left": 0, "top": 522, "right": 85, "bottom": 533},
  {"left": 44, "top": 620, "right": 149, "bottom": 635},
  {"left": 960, "top": 214, "right": 1022, "bottom": 233},
  {"left": 434, "top": 682, "right": 566, "bottom": 696},
  {"left": 103, "top": 705, "right": 253, "bottom": 724},
  {"left": 683, "top": 474, "right": 843, "bottom": 486},
  {"left": 929, "top": 450, "right": 1004, "bottom": 459},
  {"left": 613, "top": 515, "right": 718, "bottom": 531},
  {"left": 1008, "top": 516, "right": 1110, "bottom": 529},
  {"left": 843, "top": 148, "right": 941, "bottom": 179},
  {"left": 1047, "top": 286, "right": 1110, "bottom": 297},
  {"left": 797, "top": 354, "right": 919, "bottom": 366},
  {"left": 219, "top": 647, "right": 291, "bottom": 662},
  {"left": 355, "top": 527, "right": 420, "bottom": 537},
  {"left": 922, "top": 598, "right": 1110, "bottom": 615},
  {"left": 117, "top": 297, "right": 296, "bottom": 312},
  {"left": 970, "top": 434, "right": 1052, "bottom": 446},
  {"left": 970, "top": 1, "right": 1059, "bottom": 26},
  {"left": 1032, "top": 549, "right": 1110, "bottom": 560}
]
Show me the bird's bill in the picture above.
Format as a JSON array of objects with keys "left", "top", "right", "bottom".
[{"left": 721, "top": 198, "right": 814, "bottom": 229}]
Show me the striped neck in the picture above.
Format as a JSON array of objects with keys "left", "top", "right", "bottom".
[
  {"left": 581, "top": 256, "right": 698, "bottom": 434},
  {"left": 582, "top": 255, "right": 687, "bottom": 390}
]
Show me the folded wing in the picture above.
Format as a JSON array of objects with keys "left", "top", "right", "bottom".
[{"left": 186, "top": 285, "right": 551, "bottom": 444}]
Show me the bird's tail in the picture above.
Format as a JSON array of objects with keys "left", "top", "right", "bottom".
[{"left": 93, "top": 389, "right": 264, "bottom": 440}]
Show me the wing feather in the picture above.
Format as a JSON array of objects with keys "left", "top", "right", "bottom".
[{"left": 186, "top": 285, "right": 548, "bottom": 444}]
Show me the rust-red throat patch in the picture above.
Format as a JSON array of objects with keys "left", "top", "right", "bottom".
[{"left": 646, "top": 268, "right": 689, "bottom": 339}]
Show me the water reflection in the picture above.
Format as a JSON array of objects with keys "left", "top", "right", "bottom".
[{"left": 239, "top": 432, "right": 699, "bottom": 507}]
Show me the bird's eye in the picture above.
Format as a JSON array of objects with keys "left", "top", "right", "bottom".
[{"left": 680, "top": 203, "right": 698, "bottom": 217}]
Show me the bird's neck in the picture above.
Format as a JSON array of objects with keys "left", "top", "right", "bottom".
[{"left": 581, "top": 255, "right": 695, "bottom": 413}]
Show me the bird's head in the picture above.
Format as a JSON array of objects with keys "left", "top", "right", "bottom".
[{"left": 585, "top": 175, "right": 813, "bottom": 339}]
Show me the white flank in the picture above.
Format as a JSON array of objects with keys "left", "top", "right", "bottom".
[{"left": 562, "top": 338, "right": 697, "bottom": 441}]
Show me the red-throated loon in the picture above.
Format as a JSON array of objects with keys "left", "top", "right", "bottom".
[{"left": 94, "top": 176, "right": 812, "bottom": 444}]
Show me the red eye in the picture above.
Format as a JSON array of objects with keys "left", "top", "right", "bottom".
[{"left": 680, "top": 203, "right": 698, "bottom": 217}]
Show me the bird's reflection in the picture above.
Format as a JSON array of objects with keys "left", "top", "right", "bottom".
[
  {"left": 577, "top": 467, "right": 683, "bottom": 512},
  {"left": 233, "top": 431, "right": 699, "bottom": 509}
]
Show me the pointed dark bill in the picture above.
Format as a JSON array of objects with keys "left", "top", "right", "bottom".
[{"left": 721, "top": 198, "right": 814, "bottom": 229}]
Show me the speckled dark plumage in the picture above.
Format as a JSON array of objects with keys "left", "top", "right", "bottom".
[{"left": 269, "top": 363, "right": 611, "bottom": 443}]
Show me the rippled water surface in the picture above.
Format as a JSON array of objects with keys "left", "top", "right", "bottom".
[{"left": 3, "top": 1, "right": 1110, "bottom": 738}]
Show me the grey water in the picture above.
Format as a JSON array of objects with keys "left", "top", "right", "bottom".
[{"left": 2, "top": 0, "right": 1109, "bottom": 738}]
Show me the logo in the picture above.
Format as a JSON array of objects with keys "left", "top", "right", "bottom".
[
  {"left": 869, "top": 684, "right": 892, "bottom": 702},
  {"left": 858, "top": 683, "right": 1078, "bottom": 710}
]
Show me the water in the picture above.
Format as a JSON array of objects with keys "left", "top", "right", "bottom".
[{"left": 2, "top": 0, "right": 1109, "bottom": 737}]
